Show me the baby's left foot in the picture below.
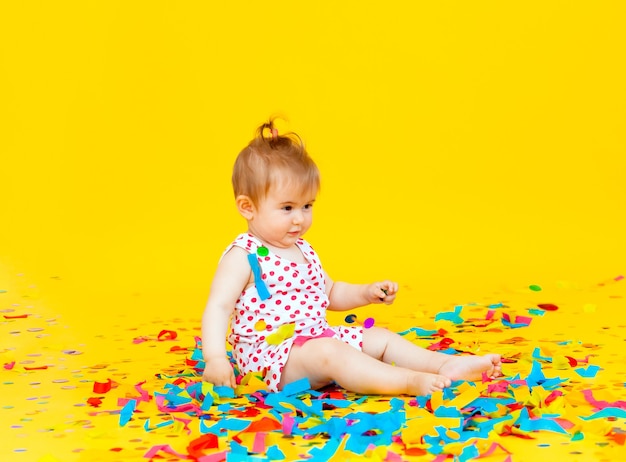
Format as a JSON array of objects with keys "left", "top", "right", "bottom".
[{"left": 438, "top": 353, "right": 502, "bottom": 382}]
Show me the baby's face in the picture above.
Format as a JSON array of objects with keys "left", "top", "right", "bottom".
[{"left": 249, "top": 179, "right": 317, "bottom": 249}]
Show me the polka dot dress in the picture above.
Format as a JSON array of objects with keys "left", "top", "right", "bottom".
[{"left": 225, "top": 233, "right": 363, "bottom": 392}]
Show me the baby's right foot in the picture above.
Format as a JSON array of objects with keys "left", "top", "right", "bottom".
[{"left": 408, "top": 371, "right": 451, "bottom": 396}]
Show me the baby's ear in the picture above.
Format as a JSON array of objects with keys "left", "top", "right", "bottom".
[{"left": 236, "top": 195, "right": 255, "bottom": 219}]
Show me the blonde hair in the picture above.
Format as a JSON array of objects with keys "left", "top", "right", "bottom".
[{"left": 232, "top": 119, "right": 320, "bottom": 205}]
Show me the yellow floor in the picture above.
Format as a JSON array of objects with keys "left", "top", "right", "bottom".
[{"left": 2, "top": 265, "right": 624, "bottom": 462}]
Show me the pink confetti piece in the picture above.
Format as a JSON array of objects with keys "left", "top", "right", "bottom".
[
  {"left": 197, "top": 452, "right": 227, "bottom": 462},
  {"left": 134, "top": 381, "right": 151, "bottom": 402},
  {"left": 363, "top": 317, "right": 375, "bottom": 329},
  {"left": 582, "top": 389, "right": 626, "bottom": 410},
  {"left": 3, "top": 361, "right": 15, "bottom": 370},
  {"left": 143, "top": 444, "right": 190, "bottom": 459},
  {"left": 282, "top": 413, "right": 295, "bottom": 436},
  {"left": 252, "top": 432, "right": 266, "bottom": 453},
  {"left": 478, "top": 442, "right": 511, "bottom": 458}
]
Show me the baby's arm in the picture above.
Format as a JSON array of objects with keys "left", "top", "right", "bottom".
[
  {"left": 201, "top": 246, "right": 251, "bottom": 388},
  {"left": 325, "top": 272, "right": 398, "bottom": 311}
]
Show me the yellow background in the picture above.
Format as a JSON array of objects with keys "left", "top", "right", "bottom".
[
  {"left": 1, "top": 1, "right": 625, "bottom": 303},
  {"left": 1, "top": 3, "right": 626, "bottom": 461}
]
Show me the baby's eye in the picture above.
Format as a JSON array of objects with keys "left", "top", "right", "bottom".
[
  {"left": 283, "top": 205, "right": 293, "bottom": 211},
  {"left": 304, "top": 203, "right": 313, "bottom": 210}
]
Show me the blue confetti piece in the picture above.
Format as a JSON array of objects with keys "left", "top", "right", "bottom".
[
  {"left": 519, "top": 416, "right": 569, "bottom": 434},
  {"left": 267, "top": 445, "right": 286, "bottom": 460},
  {"left": 580, "top": 407, "right": 626, "bottom": 420},
  {"left": 475, "top": 414, "right": 513, "bottom": 433},
  {"left": 435, "top": 305, "right": 464, "bottom": 324},
  {"left": 200, "top": 417, "right": 250, "bottom": 434},
  {"left": 281, "top": 377, "right": 311, "bottom": 396},
  {"left": 320, "top": 398, "right": 356, "bottom": 409},
  {"left": 214, "top": 386, "right": 235, "bottom": 398},
  {"left": 308, "top": 438, "right": 341, "bottom": 460},
  {"left": 397, "top": 326, "right": 439, "bottom": 337},
  {"left": 532, "top": 347, "right": 553, "bottom": 362},
  {"left": 217, "top": 403, "right": 232, "bottom": 412},
  {"left": 488, "top": 302, "right": 504, "bottom": 308},
  {"left": 247, "top": 253, "right": 271, "bottom": 300},
  {"left": 434, "top": 406, "right": 462, "bottom": 418},
  {"left": 575, "top": 365, "right": 601, "bottom": 378},
  {"left": 119, "top": 399, "right": 136, "bottom": 427},
  {"left": 525, "top": 360, "right": 547, "bottom": 387},
  {"left": 390, "top": 397, "right": 405, "bottom": 411},
  {"left": 466, "top": 397, "right": 516, "bottom": 413},
  {"left": 201, "top": 391, "right": 213, "bottom": 411},
  {"left": 229, "top": 440, "right": 248, "bottom": 454},
  {"left": 265, "top": 393, "right": 323, "bottom": 417},
  {"left": 458, "top": 443, "right": 479, "bottom": 462}
]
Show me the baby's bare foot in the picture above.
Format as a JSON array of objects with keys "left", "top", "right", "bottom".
[
  {"left": 438, "top": 353, "right": 502, "bottom": 382},
  {"left": 407, "top": 371, "right": 452, "bottom": 396}
]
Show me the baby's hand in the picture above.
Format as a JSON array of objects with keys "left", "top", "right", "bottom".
[
  {"left": 367, "top": 280, "right": 398, "bottom": 305},
  {"left": 202, "top": 356, "right": 236, "bottom": 388}
]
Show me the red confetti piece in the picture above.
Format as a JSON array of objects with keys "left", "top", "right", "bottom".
[
  {"left": 87, "top": 397, "right": 103, "bottom": 407},
  {"left": 185, "top": 357, "right": 199, "bottom": 367},
  {"left": 3, "top": 314, "right": 29, "bottom": 319},
  {"left": 169, "top": 345, "right": 188, "bottom": 352},
  {"left": 537, "top": 303, "right": 558, "bottom": 311},
  {"left": 565, "top": 356, "right": 578, "bottom": 367},
  {"left": 187, "top": 434, "right": 219, "bottom": 459},
  {"left": 230, "top": 407, "right": 261, "bottom": 418},
  {"left": 93, "top": 378, "right": 113, "bottom": 394},
  {"left": 157, "top": 330, "right": 178, "bottom": 341},
  {"left": 544, "top": 390, "right": 563, "bottom": 405},
  {"left": 427, "top": 337, "right": 455, "bottom": 351},
  {"left": 242, "top": 416, "right": 282, "bottom": 433},
  {"left": 24, "top": 365, "right": 48, "bottom": 370},
  {"left": 609, "top": 431, "right": 626, "bottom": 445}
]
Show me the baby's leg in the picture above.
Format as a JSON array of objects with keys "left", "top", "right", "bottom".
[
  {"left": 362, "top": 327, "right": 502, "bottom": 381},
  {"left": 280, "top": 337, "right": 451, "bottom": 396}
]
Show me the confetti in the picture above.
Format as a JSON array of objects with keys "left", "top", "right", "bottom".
[
  {"left": 363, "top": 317, "right": 375, "bottom": 329},
  {"left": 265, "top": 323, "right": 295, "bottom": 345},
  {"left": 2, "top": 272, "right": 625, "bottom": 461},
  {"left": 537, "top": 303, "right": 558, "bottom": 311}
]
